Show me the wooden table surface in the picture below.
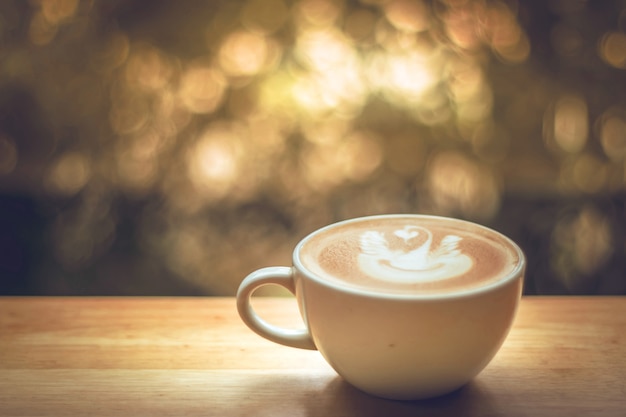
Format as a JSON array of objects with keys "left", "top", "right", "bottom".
[{"left": 0, "top": 296, "right": 624, "bottom": 417}]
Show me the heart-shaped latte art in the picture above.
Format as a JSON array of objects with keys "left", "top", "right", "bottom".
[{"left": 394, "top": 228, "right": 418, "bottom": 241}]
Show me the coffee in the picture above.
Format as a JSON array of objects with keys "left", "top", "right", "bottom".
[
  {"left": 239, "top": 213, "right": 525, "bottom": 399},
  {"left": 298, "top": 216, "right": 520, "bottom": 295}
]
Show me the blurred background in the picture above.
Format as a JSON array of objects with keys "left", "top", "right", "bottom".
[{"left": 0, "top": 0, "right": 624, "bottom": 296}]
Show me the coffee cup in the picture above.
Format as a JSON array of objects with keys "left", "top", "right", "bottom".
[{"left": 237, "top": 214, "right": 525, "bottom": 400}]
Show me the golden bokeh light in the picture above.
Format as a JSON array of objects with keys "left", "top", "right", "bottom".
[
  {"left": 28, "top": 0, "right": 80, "bottom": 45},
  {"left": 599, "top": 31, "right": 626, "bottom": 69},
  {"left": 545, "top": 94, "right": 589, "bottom": 154},
  {"left": 555, "top": 95, "right": 588, "bottom": 153},
  {"left": 2, "top": 0, "right": 625, "bottom": 296},
  {"left": 384, "top": 0, "right": 430, "bottom": 33},
  {"left": 599, "top": 111, "right": 626, "bottom": 162},
  {"left": 178, "top": 62, "right": 227, "bottom": 114},
  {"left": 447, "top": 58, "right": 484, "bottom": 103},
  {"left": 188, "top": 124, "right": 245, "bottom": 201},
  {"left": 447, "top": 57, "right": 493, "bottom": 124},
  {"left": 296, "top": 27, "right": 355, "bottom": 72},
  {"left": 257, "top": 70, "right": 299, "bottom": 116},
  {"left": 442, "top": 3, "right": 484, "bottom": 50},
  {"left": 39, "top": 0, "right": 79, "bottom": 25},
  {"left": 426, "top": 151, "right": 501, "bottom": 220},
  {"left": 440, "top": 0, "right": 530, "bottom": 63},
  {"left": 291, "top": 27, "right": 368, "bottom": 117},
  {"left": 296, "top": 0, "right": 342, "bottom": 28},
  {"left": 487, "top": 3, "right": 530, "bottom": 63},
  {"left": 45, "top": 151, "right": 92, "bottom": 196},
  {"left": 372, "top": 48, "right": 439, "bottom": 105},
  {"left": 219, "top": 30, "right": 280, "bottom": 79},
  {"left": 124, "top": 44, "right": 175, "bottom": 92}
]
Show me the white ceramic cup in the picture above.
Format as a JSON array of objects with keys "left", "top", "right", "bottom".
[{"left": 237, "top": 214, "right": 525, "bottom": 400}]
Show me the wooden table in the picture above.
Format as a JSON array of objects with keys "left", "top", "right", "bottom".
[{"left": 0, "top": 297, "right": 624, "bottom": 417}]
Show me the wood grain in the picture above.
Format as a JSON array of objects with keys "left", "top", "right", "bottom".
[{"left": 1, "top": 296, "right": 625, "bottom": 417}]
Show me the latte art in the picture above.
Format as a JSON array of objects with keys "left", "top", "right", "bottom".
[
  {"left": 358, "top": 225, "right": 472, "bottom": 284},
  {"left": 298, "top": 216, "right": 520, "bottom": 295}
]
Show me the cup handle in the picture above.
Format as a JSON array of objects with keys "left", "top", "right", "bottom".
[{"left": 236, "top": 266, "right": 317, "bottom": 350}]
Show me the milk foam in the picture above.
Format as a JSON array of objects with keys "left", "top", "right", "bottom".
[
  {"left": 299, "top": 217, "right": 519, "bottom": 295},
  {"left": 357, "top": 225, "right": 472, "bottom": 283}
]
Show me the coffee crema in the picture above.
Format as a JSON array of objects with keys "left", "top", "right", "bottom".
[{"left": 298, "top": 216, "right": 520, "bottom": 295}]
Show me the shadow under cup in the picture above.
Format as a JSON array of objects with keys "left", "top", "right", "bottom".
[{"left": 237, "top": 214, "right": 525, "bottom": 400}]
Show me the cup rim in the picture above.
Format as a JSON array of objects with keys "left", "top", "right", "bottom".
[{"left": 293, "top": 214, "right": 525, "bottom": 300}]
